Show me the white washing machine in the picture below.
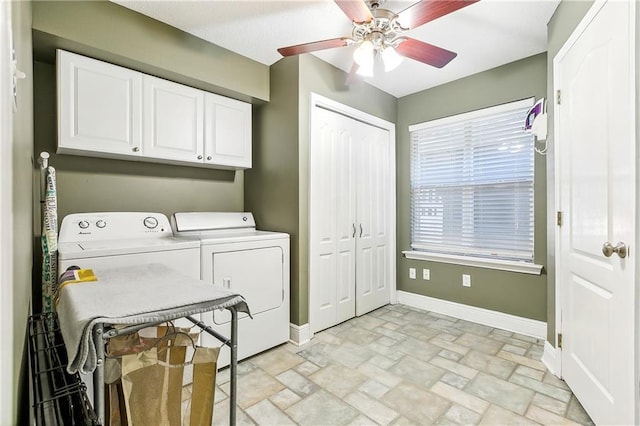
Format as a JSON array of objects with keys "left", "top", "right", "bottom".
[
  {"left": 58, "top": 212, "right": 200, "bottom": 276},
  {"left": 58, "top": 212, "right": 202, "bottom": 402},
  {"left": 171, "top": 212, "right": 290, "bottom": 367}
]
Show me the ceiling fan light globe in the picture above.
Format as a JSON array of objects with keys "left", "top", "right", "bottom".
[
  {"left": 356, "top": 61, "right": 374, "bottom": 78},
  {"left": 353, "top": 40, "right": 374, "bottom": 66},
  {"left": 381, "top": 45, "right": 403, "bottom": 72}
]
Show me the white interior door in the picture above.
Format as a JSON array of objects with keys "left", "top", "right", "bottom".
[
  {"left": 355, "top": 121, "right": 391, "bottom": 315},
  {"left": 310, "top": 106, "right": 356, "bottom": 333},
  {"left": 555, "top": 1, "right": 636, "bottom": 424},
  {"left": 310, "top": 103, "right": 393, "bottom": 333},
  {"left": 335, "top": 117, "right": 357, "bottom": 324}
]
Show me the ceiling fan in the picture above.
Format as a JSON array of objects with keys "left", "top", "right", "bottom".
[{"left": 277, "top": 0, "right": 479, "bottom": 78}]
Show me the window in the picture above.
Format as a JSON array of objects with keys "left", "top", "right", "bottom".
[{"left": 408, "top": 98, "right": 535, "bottom": 265}]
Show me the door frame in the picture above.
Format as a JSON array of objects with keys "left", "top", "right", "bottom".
[
  {"left": 0, "top": 2, "right": 14, "bottom": 423},
  {"left": 309, "top": 93, "right": 397, "bottom": 334},
  {"left": 552, "top": 0, "right": 638, "bottom": 416}
]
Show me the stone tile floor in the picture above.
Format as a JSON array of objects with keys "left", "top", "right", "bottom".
[{"left": 212, "top": 304, "right": 594, "bottom": 425}]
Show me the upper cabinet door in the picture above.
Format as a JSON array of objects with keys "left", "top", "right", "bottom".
[
  {"left": 143, "top": 75, "right": 204, "bottom": 163},
  {"left": 204, "top": 93, "right": 252, "bottom": 169},
  {"left": 57, "top": 50, "right": 142, "bottom": 157}
]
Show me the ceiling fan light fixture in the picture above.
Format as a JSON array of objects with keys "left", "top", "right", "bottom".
[
  {"left": 356, "top": 59, "right": 374, "bottom": 77},
  {"left": 353, "top": 40, "right": 374, "bottom": 67},
  {"left": 381, "top": 45, "right": 402, "bottom": 72}
]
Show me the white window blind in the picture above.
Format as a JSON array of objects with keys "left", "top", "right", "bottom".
[{"left": 409, "top": 98, "right": 535, "bottom": 262}]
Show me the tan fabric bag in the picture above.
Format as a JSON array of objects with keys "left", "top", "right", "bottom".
[{"left": 120, "top": 342, "right": 219, "bottom": 426}]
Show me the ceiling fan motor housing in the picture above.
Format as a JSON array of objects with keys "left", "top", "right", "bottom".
[{"left": 352, "top": 7, "right": 404, "bottom": 48}]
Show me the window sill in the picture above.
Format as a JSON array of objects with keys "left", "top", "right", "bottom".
[{"left": 402, "top": 251, "right": 544, "bottom": 275}]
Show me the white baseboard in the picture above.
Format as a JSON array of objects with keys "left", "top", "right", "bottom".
[
  {"left": 396, "top": 290, "right": 547, "bottom": 340},
  {"left": 289, "top": 323, "right": 311, "bottom": 346},
  {"left": 541, "top": 340, "right": 561, "bottom": 377}
]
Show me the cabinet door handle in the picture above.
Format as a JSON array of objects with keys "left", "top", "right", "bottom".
[
  {"left": 359, "top": 224, "right": 363, "bottom": 238},
  {"left": 132, "top": 147, "right": 140, "bottom": 152},
  {"left": 207, "top": 156, "right": 212, "bottom": 161},
  {"left": 352, "top": 223, "right": 356, "bottom": 238},
  {"left": 197, "top": 155, "right": 203, "bottom": 160}
]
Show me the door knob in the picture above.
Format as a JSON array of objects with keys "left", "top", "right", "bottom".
[{"left": 602, "top": 242, "right": 627, "bottom": 258}]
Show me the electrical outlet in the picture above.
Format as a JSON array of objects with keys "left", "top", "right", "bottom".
[
  {"left": 462, "top": 274, "right": 471, "bottom": 287},
  {"left": 409, "top": 268, "right": 416, "bottom": 279},
  {"left": 423, "top": 269, "right": 430, "bottom": 280}
]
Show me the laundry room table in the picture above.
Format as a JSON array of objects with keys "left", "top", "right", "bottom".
[{"left": 55, "top": 263, "right": 250, "bottom": 425}]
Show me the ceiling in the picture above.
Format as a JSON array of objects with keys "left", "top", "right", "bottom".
[{"left": 111, "top": 0, "right": 560, "bottom": 98}]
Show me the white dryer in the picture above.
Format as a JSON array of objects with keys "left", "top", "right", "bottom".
[{"left": 171, "top": 212, "right": 290, "bottom": 366}]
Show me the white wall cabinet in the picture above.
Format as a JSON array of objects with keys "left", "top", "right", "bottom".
[
  {"left": 143, "top": 75, "right": 204, "bottom": 163},
  {"left": 57, "top": 49, "right": 251, "bottom": 169},
  {"left": 57, "top": 50, "right": 142, "bottom": 159},
  {"left": 310, "top": 102, "right": 395, "bottom": 333},
  {"left": 204, "top": 93, "right": 252, "bottom": 168}
]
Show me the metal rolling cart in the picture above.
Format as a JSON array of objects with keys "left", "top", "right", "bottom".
[
  {"left": 54, "top": 264, "right": 249, "bottom": 426},
  {"left": 91, "top": 309, "right": 241, "bottom": 425}
]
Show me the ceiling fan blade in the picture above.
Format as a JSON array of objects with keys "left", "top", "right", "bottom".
[
  {"left": 395, "top": 38, "right": 457, "bottom": 68},
  {"left": 397, "top": 0, "right": 479, "bottom": 29},
  {"left": 278, "top": 38, "right": 352, "bottom": 57},
  {"left": 334, "top": 0, "right": 374, "bottom": 24}
]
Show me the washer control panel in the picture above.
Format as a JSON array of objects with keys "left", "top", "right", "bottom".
[{"left": 59, "top": 212, "right": 172, "bottom": 242}]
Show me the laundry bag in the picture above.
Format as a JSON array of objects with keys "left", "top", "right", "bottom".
[
  {"left": 105, "top": 326, "right": 219, "bottom": 426},
  {"left": 105, "top": 327, "right": 220, "bottom": 426}
]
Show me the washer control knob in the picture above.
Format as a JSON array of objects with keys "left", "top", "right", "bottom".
[
  {"left": 96, "top": 220, "right": 106, "bottom": 229},
  {"left": 143, "top": 216, "right": 159, "bottom": 229},
  {"left": 78, "top": 220, "right": 90, "bottom": 229}
]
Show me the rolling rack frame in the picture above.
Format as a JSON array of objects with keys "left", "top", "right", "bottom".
[
  {"left": 91, "top": 307, "right": 240, "bottom": 425},
  {"left": 29, "top": 313, "right": 100, "bottom": 425}
]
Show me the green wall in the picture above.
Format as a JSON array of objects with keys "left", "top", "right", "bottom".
[
  {"left": 245, "top": 57, "right": 302, "bottom": 322},
  {"left": 11, "top": 2, "right": 34, "bottom": 424},
  {"left": 31, "top": 0, "right": 269, "bottom": 103},
  {"left": 396, "top": 53, "right": 548, "bottom": 322},
  {"left": 246, "top": 55, "right": 397, "bottom": 325},
  {"left": 545, "top": 1, "right": 595, "bottom": 343}
]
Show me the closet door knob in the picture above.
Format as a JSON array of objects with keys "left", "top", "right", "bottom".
[{"left": 602, "top": 241, "right": 627, "bottom": 258}]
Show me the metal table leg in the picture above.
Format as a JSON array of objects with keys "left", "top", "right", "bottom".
[
  {"left": 186, "top": 307, "right": 238, "bottom": 426},
  {"left": 92, "top": 323, "right": 105, "bottom": 425},
  {"left": 229, "top": 306, "right": 238, "bottom": 426}
]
